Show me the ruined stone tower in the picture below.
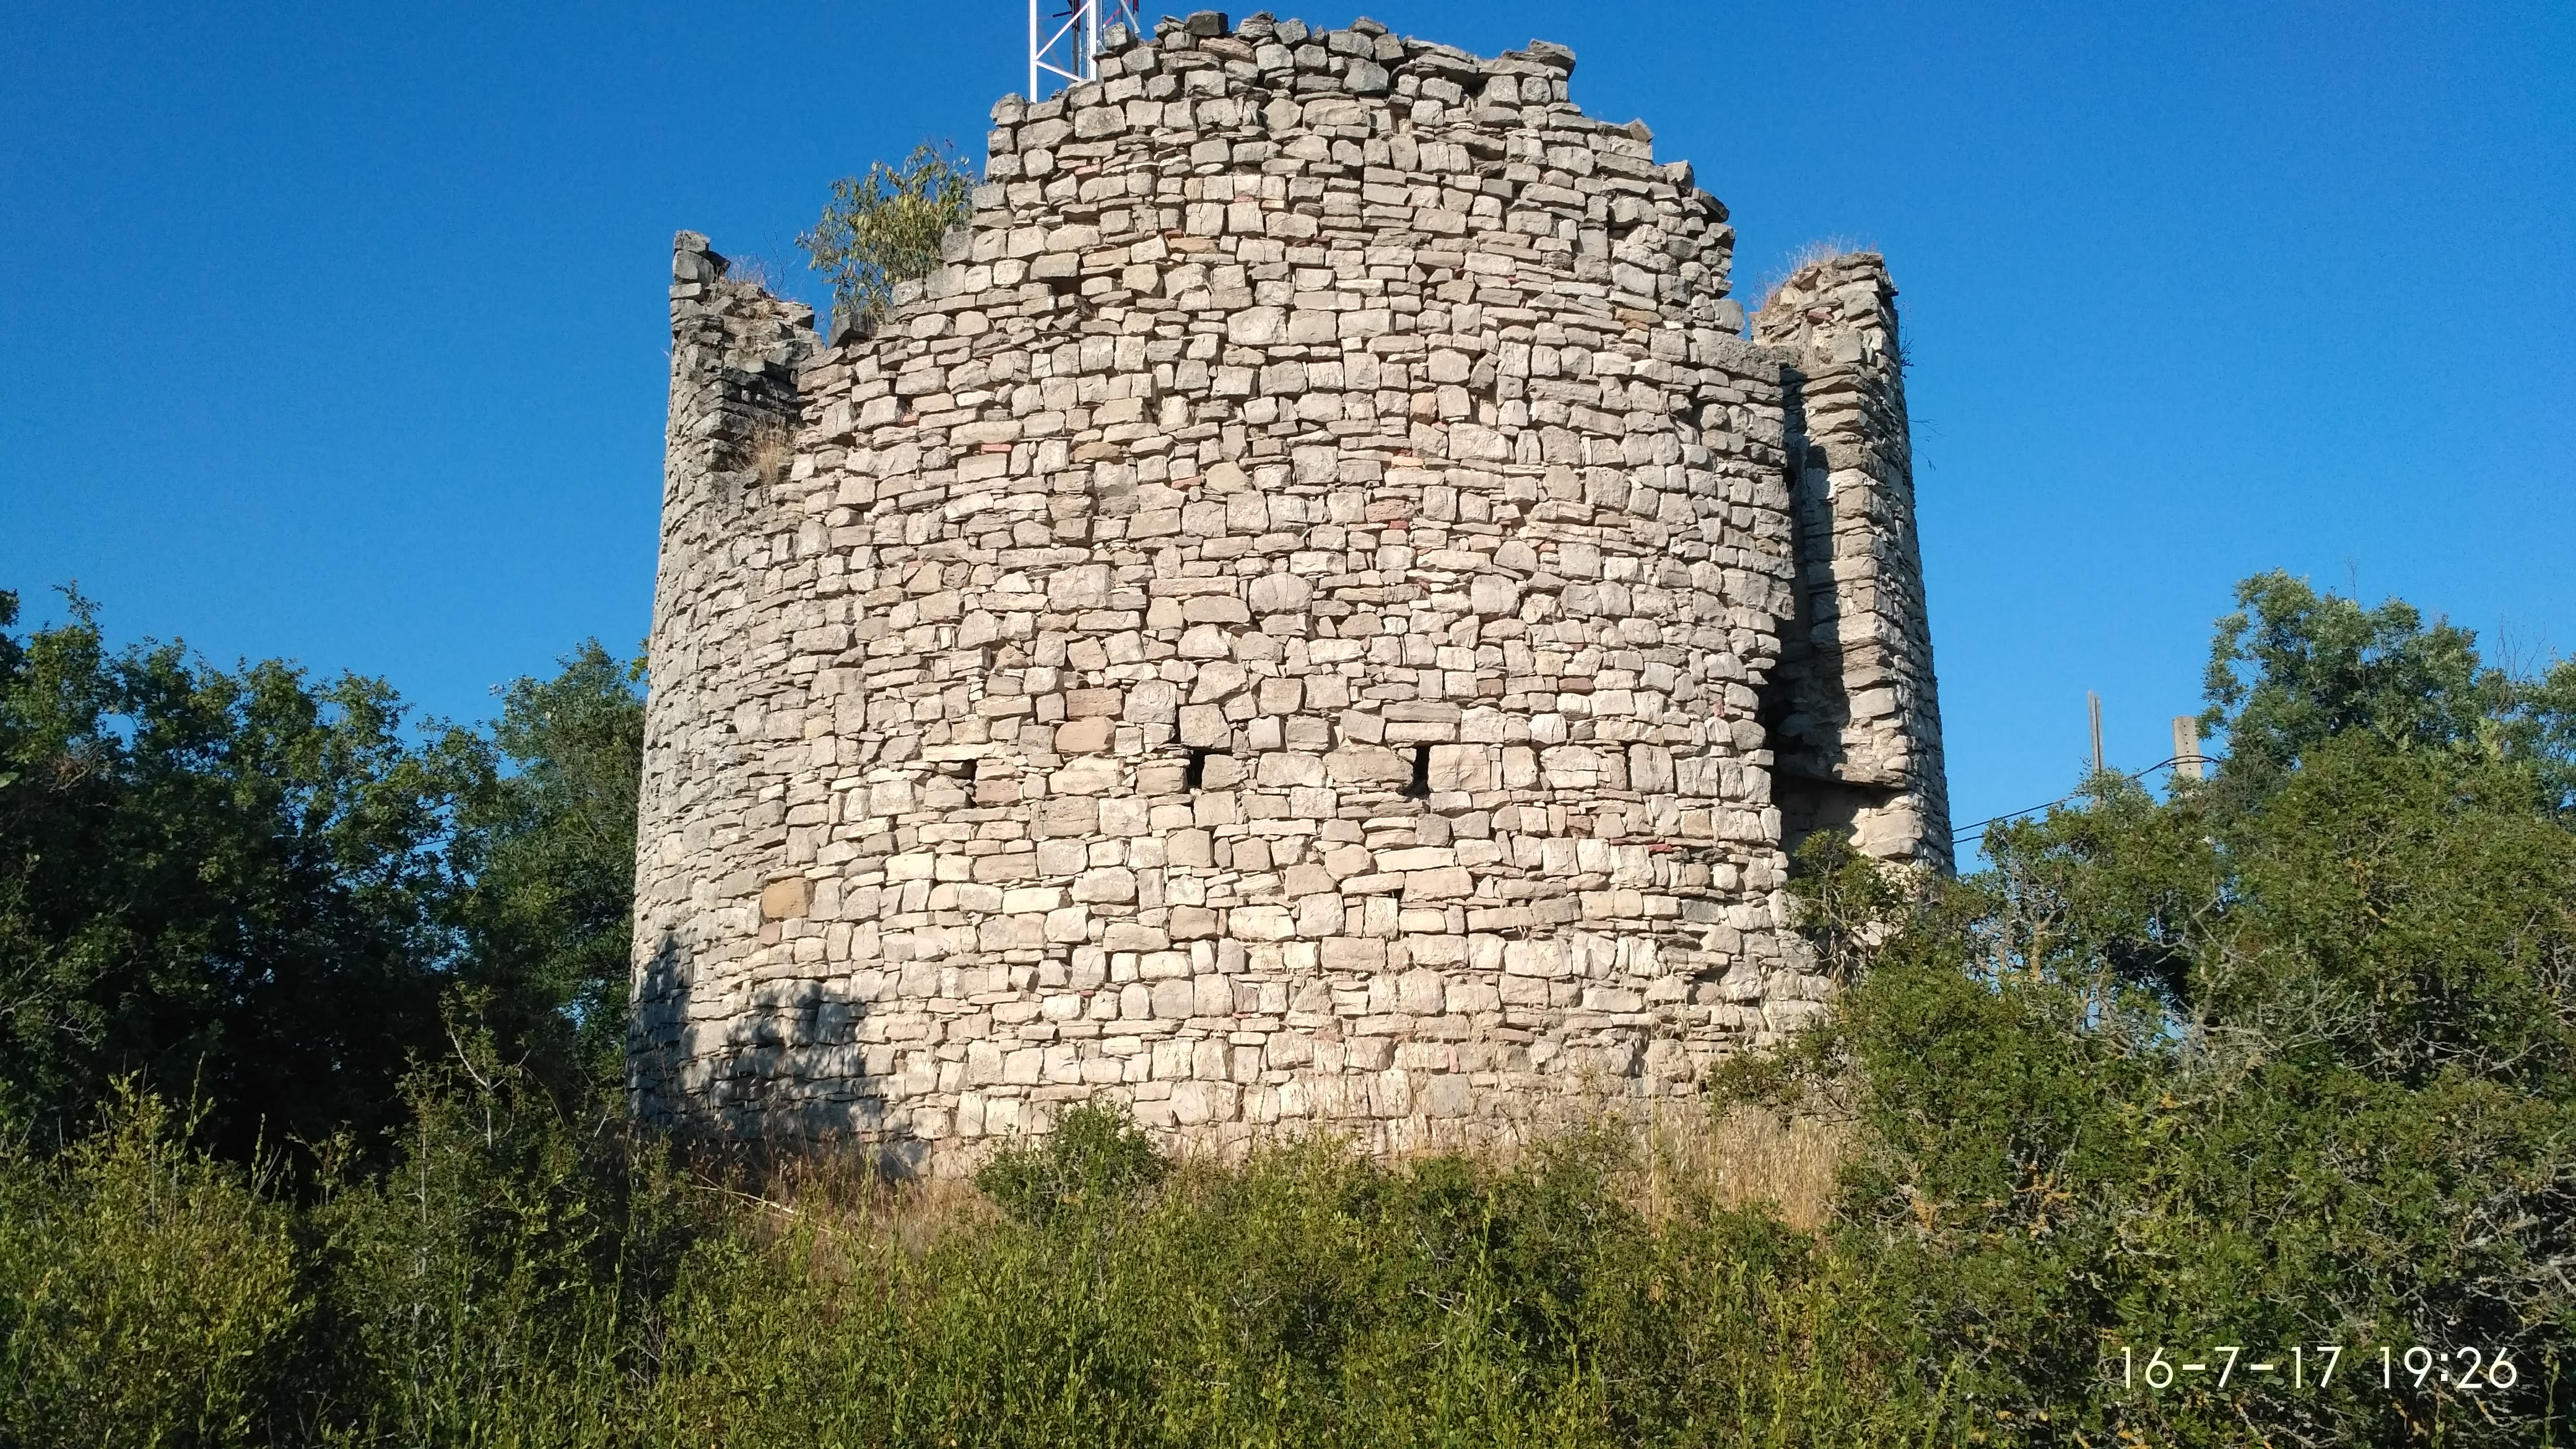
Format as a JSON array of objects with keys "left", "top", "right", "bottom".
[{"left": 631, "top": 12, "right": 1947, "bottom": 1168}]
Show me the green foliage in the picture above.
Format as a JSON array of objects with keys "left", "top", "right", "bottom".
[
  {"left": 0, "top": 586, "right": 644, "bottom": 1164},
  {"left": 797, "top": 143, "right": 975, "bottom": 323},
  {"left": 1770, "top": 578, "right": 2576, "bottom": 1445},
  {"left": 304, "top": 1032, "right": 697, "bottom": 1443},
  {"left": 3, "top": 1082, "right": 1941, "bottom": 1447},
  {"left": 2205, "top": 568, "right": 2576, "bottom": 808},
  {"left": 651, "top": 1130, "right": 1921, "bottom": 1447},
  {"left": 972, "top": 1102, "right": 1169, "bottom": 1228},
  {"left": 0, "top": 1084, "right": 302, "bottom": 1447},
  {"left": 0, "top": 588, "right": 456, "bottom": 1159},
  {"left": 440, "top": 642, "right": 646, "bottom": 1094}
]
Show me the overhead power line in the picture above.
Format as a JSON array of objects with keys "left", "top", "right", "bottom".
[{"left": 1950, "top": 753, "right": 2214, "bottom": 843}]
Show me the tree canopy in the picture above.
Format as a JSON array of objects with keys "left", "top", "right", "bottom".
[
  {"left": 1742, "top": 572, "right": 2576, "bottom": 1443},
  {"left": 0, "top": 588, "right": 641, "bottom": 1162}
]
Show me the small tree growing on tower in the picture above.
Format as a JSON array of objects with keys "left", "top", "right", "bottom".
[{"left": 797, "top": 142, "right": 974, "bottom": 328}]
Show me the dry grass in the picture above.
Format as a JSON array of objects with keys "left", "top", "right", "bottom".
[
  {"left": 698, "top": 1144, "right": 997, "bottom": 1261},
  {"left": 1754, "top": 234, "right": 1868, "bottom": 315},
  {"left": 728, "top": 1100, "right": 1850, "bottom": 1251},
  {"left": 746, "top": 416, "right": 796, "bottom": 489},
  {"left": 1632, "top": 1102, "right": 1848, "bottom": 1230},
  {"left": 720, "top": 252, "right": 791, "bottom": 293}
]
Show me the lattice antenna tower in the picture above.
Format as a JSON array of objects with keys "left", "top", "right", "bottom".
[{"left": 1030, "top": 0, "right": 1144, "bottom": 100}]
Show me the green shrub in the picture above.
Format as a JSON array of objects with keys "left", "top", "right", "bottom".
[
  {"left": 972, "top": 1102, "right": 1170, "bottom": 1227},
  {"left": 0, "top": 1087, "right": 302, "bottom": 1447},
  {"left": 1747, "top": 575, "right": 2576, "bottom": 1447},
  {"left": 797, "top": 143, "right": 975, "bottom": 324},
  {"left": 637, "top": 1127, "right": 1934, "bottom": 1448},
  {"left": 304, "top": 1044, "right": 700, "bottom": 1446}
]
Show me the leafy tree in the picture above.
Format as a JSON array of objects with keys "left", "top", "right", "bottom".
[
  {"left": 440, "top": 642, "right": 645, "bottom": 1097},
  {"left": 0, "top": 589, "right": 456, "bottom": 1160},
  {"left": 0, "top": 589, "right": 645, "bottom": 1160},
  {"left": 2204, "top": 569, "right": 2576, "bottom": 809},
  {"left": 796, "top": 142, "right": 975, "bottom": 324},
  {"left": 1758, "top": 578, "right": 2576, "bottom": 1445}
]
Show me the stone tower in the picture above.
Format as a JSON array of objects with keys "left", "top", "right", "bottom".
[{"left": 631, "top": 12, "right": 1946, "bottom": 1168}]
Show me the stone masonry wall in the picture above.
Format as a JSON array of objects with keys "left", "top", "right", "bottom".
[
  {"left": 631, "top": 11, "right": 1949, "bottom": 1170},
  {"left": 1754, "top": 255, "right": 1950, "bottom": 870}
]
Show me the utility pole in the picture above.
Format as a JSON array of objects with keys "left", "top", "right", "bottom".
[
  {"left": 2172, "top": 716, "right": 2204, "bottom": 781},
  {"left": 1030, "top": 0, "right": 1144, "bottom": 100},
  {"left": 2089, "top": 691, "right": 2104, "bottom": 775}
]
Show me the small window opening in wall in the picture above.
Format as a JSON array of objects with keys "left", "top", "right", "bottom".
[
  {"left": 1183, "top": 748, "right": 1214, "bottom": 791},
  {"left": 1402, "top": 744, "right": 1432, "bottom": 799}
]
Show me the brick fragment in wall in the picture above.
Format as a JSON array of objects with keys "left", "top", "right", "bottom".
[{"left": 630, "top": 15, "right": 1949, "bottom": 1171}]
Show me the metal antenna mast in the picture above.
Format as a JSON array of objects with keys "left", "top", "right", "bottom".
[{"left": 1030, "top": 0, "right": 1143, "bottom": 100}]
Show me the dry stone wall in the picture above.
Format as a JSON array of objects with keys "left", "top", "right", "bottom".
[
  {"left": 632, "top": 11, "right": 1949, "bottom": 1169},
  {"left": 1754, "top": 256, "right": 1950, "bottom": 869}
]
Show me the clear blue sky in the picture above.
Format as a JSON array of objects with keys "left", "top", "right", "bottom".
[{"left": 4, "top": 1, "right": 2570, "bottom": 840}]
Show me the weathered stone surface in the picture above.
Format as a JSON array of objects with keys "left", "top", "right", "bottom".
[{"left": 633, "top": 15, "right": 1949, "bottom": 1172}]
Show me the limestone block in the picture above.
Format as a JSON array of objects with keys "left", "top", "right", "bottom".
[
  {"left": 1294, "top": 892, "right": 1343, "bottom": 936},
  {"left": 1056, "top": 717, "right": 1114, "bottom": 754},
  {"left": 760, "top": 876, "right": 812, "bottom": 920},
  {"left": 1073, "top": 868, "right": 1138, "bottom": 903},
  {"left": 1124, "top": 679, "right": 1180, "bottom": 724},
  {"left": 1103, "top": 921, "right": 1169, "bottom": 951},
  {"left": 1183, "top": 594, "right": 1251, "bottom": 625},
  {"left": 1403, "top": 866, "right": 1474, "bottom": 900},
  {"left": 1421, "top": 1073, "right": 1473, "bottom": 1118},
  {"left": 1248, "top": 573, "right": 1313, "bottom": 613},
  {"left": 1229, "top": 904, "right": 1295, "bottom": 941},
  {"left": 1469, "top": 575, "right": 1522, "bottom": 617},
  {"left": 1320, "top": 936, "right": 1386, "bottom": 972},
  {"left": 1628, "top": 743, "right": 1676, "bottom": 792},
  {"left": 1427, "top": 746, "right": 1489, "bottom": 791},
  {"left": 1226, "top": 307, "right": 1285, "bottom": 345},
  {"left": 1051, "top": 756, "right": 1121, "bottom": 794},
  {"left": 1038, "top": 798, "right": 1100, "bottom": 836},
  {"left": 1189, "top": 661, "right": 1248, "bottom": 701},
  {"left": 1192, "top": 974, "right": 1234, "bottom": 1016},
  {"left": 1047, "top": 564, "right": 1112, "bottom": 609},
  {"left": 1178, "top": 704, "right": 1230, "bottom": 747},
  {"left": 1325, "top": 744, "right": 1409, "bottom": 785},
  {"left": 1397, "top": 968, "right": 1446, "bottom": 1015},
  {"left": 1255, "top": 751, "right": 1326, "bottom": 788}
]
